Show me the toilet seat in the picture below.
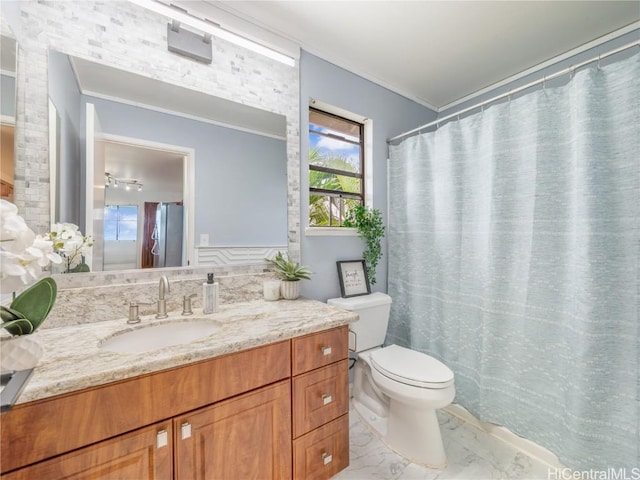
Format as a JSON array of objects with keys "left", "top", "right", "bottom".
[{"left": 370, "top": 344, "right": 454, "bottom": 389}]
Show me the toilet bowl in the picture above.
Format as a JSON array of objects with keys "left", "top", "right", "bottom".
[
  {"left": 355, "top": 345, "right": 455, "bottom": 468},
  {"left": 327, "top": 293, "right": 455, "bottom": 468}
]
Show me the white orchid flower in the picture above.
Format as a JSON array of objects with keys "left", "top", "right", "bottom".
[
  {"left": 0, "top": 250, "right": 42, "bottom": 293},
  {"left": 1, "top": 200, "right": 69, "bottom": 293},
  {"left": 0, "top": 199, "right": 36, "bottom": 255},
  {"left": 31, "top": 235, "right": 63, "bottom": 266}
]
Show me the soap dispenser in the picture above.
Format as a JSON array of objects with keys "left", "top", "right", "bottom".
[{"left": 203, "top": 273, "right": 218, "bottom": 314}]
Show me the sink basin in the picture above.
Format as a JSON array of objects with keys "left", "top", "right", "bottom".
[{"left": 100, "top": 319, "right": 221, "bottom": 354}]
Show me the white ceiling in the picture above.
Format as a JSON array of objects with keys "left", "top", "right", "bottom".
[{"left": 212, "top": 0, "right": 639, "bottom": 109}]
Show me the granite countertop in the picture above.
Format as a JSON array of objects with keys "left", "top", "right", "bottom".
[{"left": 14, "top": 298, "right": 358, "bottom": 405}]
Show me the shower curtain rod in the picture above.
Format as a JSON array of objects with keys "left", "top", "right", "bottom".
[{"left": 388, "top": 39, "right": 640, "bottom": 144}]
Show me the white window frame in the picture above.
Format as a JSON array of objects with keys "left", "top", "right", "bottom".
[{"left": 305, "top": 99, "right": 373, "bottom": 237}]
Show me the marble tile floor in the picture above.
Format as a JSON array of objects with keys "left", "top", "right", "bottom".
[{"left": 334, "top": 403, "right": 552, "bottom": 480}]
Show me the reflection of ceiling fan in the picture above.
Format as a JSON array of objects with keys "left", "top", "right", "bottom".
[{"left": 104, "top": 172, "right": 143, "bottom": 191}]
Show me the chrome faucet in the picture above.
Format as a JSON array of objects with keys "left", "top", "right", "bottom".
[{"left": 156, "top": 275, "right": 170, "bottom": 319}]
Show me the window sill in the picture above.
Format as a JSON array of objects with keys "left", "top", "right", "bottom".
[{"left": 305, "top": 227, "right": 359, "bottom": 237}]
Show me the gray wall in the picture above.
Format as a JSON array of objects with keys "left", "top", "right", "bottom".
[
  {"left": 48, "top": 50, "right": 82, "bottom": 226},
  {"left": 84, "top": 97, "right": 288, "bottom": 246},
  {"left": 300, "top": 51, "right": 437, "bottom": 301},
  {"left": 0, "top": 74, "right": 15, "bottom": 117}
]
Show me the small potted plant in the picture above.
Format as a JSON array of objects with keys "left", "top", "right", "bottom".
[{"left": 265, "top": 251, "right": 311, "bottom": 300}]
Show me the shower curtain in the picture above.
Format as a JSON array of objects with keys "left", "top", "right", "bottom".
[{"left": 387, "top": 51, "right": 638, "bottom": 470}]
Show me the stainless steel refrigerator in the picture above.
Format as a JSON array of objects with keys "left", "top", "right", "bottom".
[{"left": 152, "top": 203, "right": 184, "bottom": 268}]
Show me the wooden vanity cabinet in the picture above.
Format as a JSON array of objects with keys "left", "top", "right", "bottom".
[
  {"left": 1, "top": 341, "right": 290, "bottom": 478},
  {"left": 4, "top": 382, "right": 292, "bottom": 480},
  {"left": 1, "top": 326, "right": 351, "bottom": 480},
  {"left": 292, "top": 326, "right": 350, "bottom": 480}
]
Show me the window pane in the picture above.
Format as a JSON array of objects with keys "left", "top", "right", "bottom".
[
  {"left": 104, "top": 206, "right": 118, "bottom": 241},
  {"left": 104, "top": 205, "right": 137, "bottom": 241},
  {"left": 308, "top": 195, "right": 362, "bottom": 227},
  {"left": 308, "top": 107, "right": 364, "bottom": 228},
  {"left": 309, "top": 171, "right": 361, "bottom": 194},
  {"left": 309, "top": 110, "right": 360, "bottom": 140},
  {"left": 117, "top": 205, "right": 138, "bottom": 241},
  {"left": 309, "top": 132, "right": 361, "bottom": 174}
]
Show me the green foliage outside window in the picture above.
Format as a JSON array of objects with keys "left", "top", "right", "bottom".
[{"left": 309, "top": 148, "right": 362, "bottom": 226}]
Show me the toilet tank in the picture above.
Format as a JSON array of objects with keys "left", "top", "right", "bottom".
[{"left": 327, "top": 292, "right": 392, "bottom": 353}]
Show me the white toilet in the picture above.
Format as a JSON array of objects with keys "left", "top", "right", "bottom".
[{"left": 327, "top": 292, "right": 455, "bottom": 468}]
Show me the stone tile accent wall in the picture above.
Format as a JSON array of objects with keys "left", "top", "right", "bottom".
[{"left": 9, "top": 0, "right": 300, "bottom": 262}]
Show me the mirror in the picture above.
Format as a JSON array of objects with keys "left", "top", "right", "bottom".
[
  {"left": 0, "top": 26, "right": 16, "bottom": 201},
  {"left": 48, "top": 51, "right": 288, "bottom": 271}
]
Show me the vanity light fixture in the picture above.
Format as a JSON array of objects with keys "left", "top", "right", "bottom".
[{"left": 128, "top": 0, "right": 296, "bottom": 67}]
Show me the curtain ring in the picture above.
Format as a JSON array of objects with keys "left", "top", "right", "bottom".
[
  {"left": 597, "top": 55, "right": 601, "bottom": 69},
  {"left": 543, "top": 76, "right": 546, "bottom": 89},
  {"left": 569, "top": 65, "right": 575, "bottom": 79}
]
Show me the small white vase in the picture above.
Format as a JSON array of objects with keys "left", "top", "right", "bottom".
[
  {"left": 0, "top": 335, "right": 44, "bottom": 371},
  {"left": 280, "top": 280, "right": 300, "bottom": 300},
  {"left": 263, "top": 280, "right": 281, "bottom": 301}
]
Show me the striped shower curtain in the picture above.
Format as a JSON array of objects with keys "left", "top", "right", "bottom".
[{"left": 387, "top": 51, "right": 639, "bottom": 470}]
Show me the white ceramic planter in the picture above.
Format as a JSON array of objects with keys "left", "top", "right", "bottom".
[
  {"left": 0, "top": 335, "right": 44, "bottom": 371},
  {"left": 280, "top": 280, "right": 300, "bottom": 300}
]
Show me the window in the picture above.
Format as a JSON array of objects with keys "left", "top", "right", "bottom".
[
  {"left": 309, "top": 107, "right": 364, "bottom": 227},
  {"left": 104, "top": 205, "right": 138, "bottom": 241}
]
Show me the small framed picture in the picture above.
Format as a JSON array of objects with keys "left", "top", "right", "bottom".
[{"left": 337, "top": 260, "right": 371, "bottom": 298}]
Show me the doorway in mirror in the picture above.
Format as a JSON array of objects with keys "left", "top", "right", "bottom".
[{"left": 101, "top": 136, "right": 193, "bottom": 271}]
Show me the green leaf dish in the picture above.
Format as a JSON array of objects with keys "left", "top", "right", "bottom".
[
  {"left": 1, "top": 318, "right": 34, "bottom": 335},
  {"left": 3, "top": 278, "right": 58, "bottom": 336},
  {"left": 0, "top": 305, "right": 26, "bottom": 322}
]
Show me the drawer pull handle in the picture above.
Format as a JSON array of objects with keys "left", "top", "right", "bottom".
[
  {"left": 322, "top": 394, "right": 333, "bottom": 405},
  {"left": 322, "top": 346, "right": 332, "bottom": 356},
  {"left": 181, "top": 422, "right": 192, "bottom": 440},
  {"left": 322, "top": 452, "right": 333, "bottom": 465},
  {"left": 156, "top": 430, "right": 168, "bottom": 448}
]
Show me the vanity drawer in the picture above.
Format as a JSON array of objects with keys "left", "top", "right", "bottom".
[
  {"left": 293, "top": 414, "right": 349, "bottom": 480},
  {"left": 292, "top": 360, "right": 348, "bottom": 438},
  {"left": 292, "top": 326, "right": 348, "bottom": 375}
]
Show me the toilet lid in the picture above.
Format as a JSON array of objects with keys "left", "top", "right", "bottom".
[{"left": 370, "top": 345, "right": 454, "bottom": 389}]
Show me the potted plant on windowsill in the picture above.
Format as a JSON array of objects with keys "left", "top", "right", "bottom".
[{"left": 265, "top": 251, "right": 312, "bottom": 300}]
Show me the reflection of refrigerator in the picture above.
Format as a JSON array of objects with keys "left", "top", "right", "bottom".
[{"left": 152, "top": 203, "right": 184, "bottom": 268}]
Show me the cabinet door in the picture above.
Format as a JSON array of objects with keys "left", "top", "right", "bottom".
[
  {"left": 2, "top": 422, "right": 173, "bottom": 480},
  {"left": 175, "top": 380, "right": 292, "bottom": 480}
]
